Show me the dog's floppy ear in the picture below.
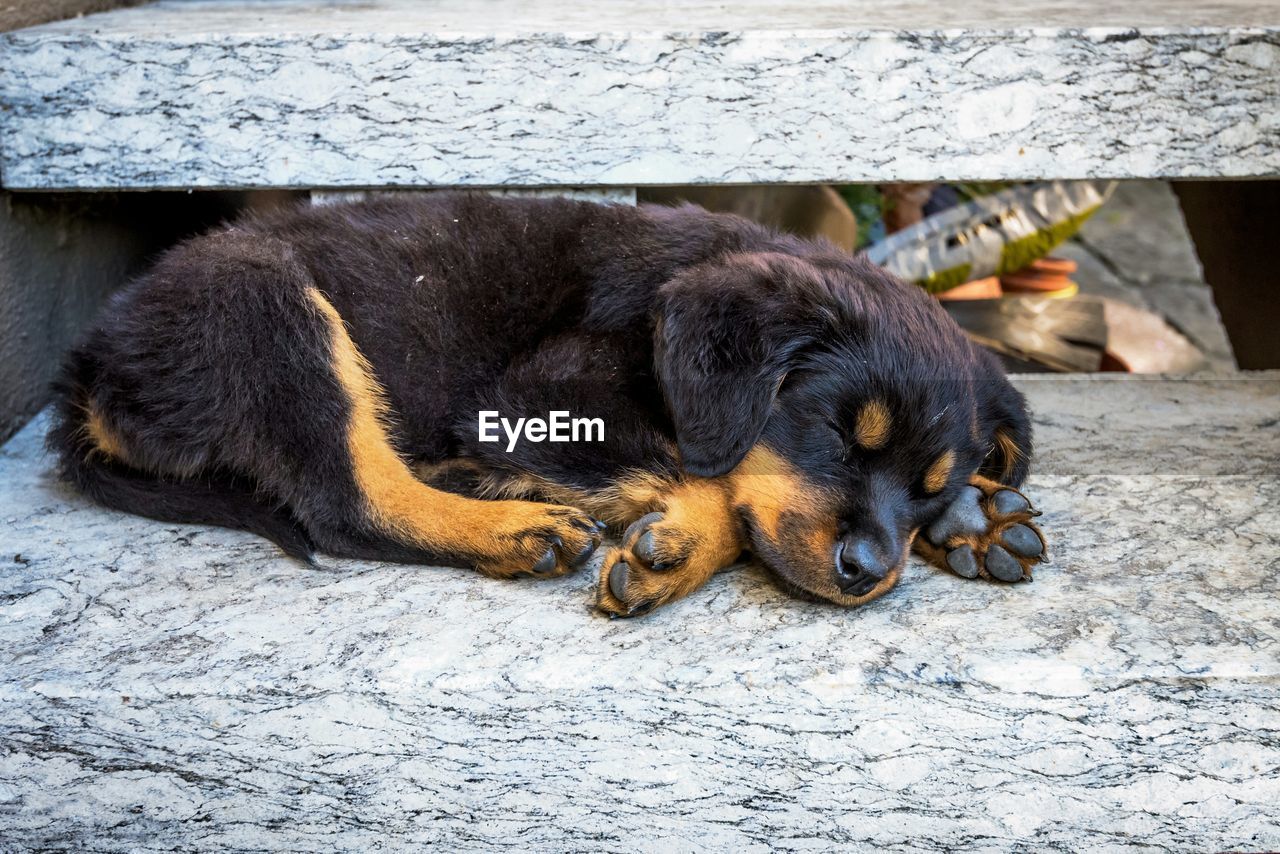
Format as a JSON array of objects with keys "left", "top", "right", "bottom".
[
  {"left": 975, "top": 360, "right": 1033, "bottom": 486},
  {"left": 654, "top": 253, "right": 823, "bottom": 477}
]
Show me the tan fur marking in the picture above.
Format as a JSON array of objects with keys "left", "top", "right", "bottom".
[
  {"left": 923, "top": 449, "right": 955, "bottom": 494},
  {"left": 585, "top": 469, "right": 739, "bottom": 540},
  {"left": 727, "top": 445, "right": 823, "bottom": 542},
  {"left": 649, "top": 478, "right": 743, "bottom": 580},
  {"left": 85, "top": 405, "right": 128, "bottom": 462},
  {"left": 666, "top": 479, "right": 735, "bottom": 537},
  {"left": 991, "top": 427, "right": 1025, "bottom": 482},
  {"left": 307, "top": 288, "right": 595, "bottom": 573},
  {"left": 855, "top": 400, "right": 892, "bottom": 450},
  {"left": 597, "top": 470, "right": 688, "bottom": 520},
  {"left": 309, "top": 288, "right": 458, "bottom": 542}
]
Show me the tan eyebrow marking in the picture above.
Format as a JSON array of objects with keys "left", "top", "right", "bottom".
[
  {"left": 855, "top": 400, "right": 892, "bottom": 450},
  {"left": 923, "top": 450, "right": 956, "bottom": 494}
]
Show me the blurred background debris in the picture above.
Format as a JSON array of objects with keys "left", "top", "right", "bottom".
[
  {"left": 641, "top": 185, "right": 859, "bottom": 253},
  {"left": 863, "top": 181, "right": 1113, "bottom": 292},
  {"left": 1063, "top": 182, "right": 1236, "bottom": 370},
  {"left": 943, "top": 296, "right": 1108, "bottom": 373},
  {"left": 0, "top": 0, "right": 144, "bottom": 31}
]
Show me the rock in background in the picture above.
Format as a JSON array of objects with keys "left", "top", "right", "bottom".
[{"left": 1060, "top": 181, "right": 1236, "bottom": 371}]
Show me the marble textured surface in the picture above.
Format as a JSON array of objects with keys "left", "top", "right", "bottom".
[
  {"left": 1, "top": 1, "right": 1278, "bottom": 189},
  {"left": 1, "top": 374, "right": 1279, "bottom": 849},
  {"left": 11, "top": 0, "right": 1280, "bottom": 33}
]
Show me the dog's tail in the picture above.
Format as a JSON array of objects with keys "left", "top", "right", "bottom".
[{"left": 46, "top": 351, "right": 316, "bottom": 562}]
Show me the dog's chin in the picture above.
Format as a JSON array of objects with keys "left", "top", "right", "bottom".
[
  {"left": 739, "top": 510, "right": 898, "bottom": 608},
  {"left": 763, "top": 561, "right": 901, "bottom": 609}
]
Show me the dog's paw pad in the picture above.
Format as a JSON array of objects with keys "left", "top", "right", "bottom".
[
  {"left": 992, "top": 489, "right": 1031, "bottom": 516},
  {"left": 946, "top": 544, "right": 980, "bottom": 579},
  {"left": 926, "top": 485, "right": 986, "bottom": 544},
  {"left": 569, "top": 539, "right": 598, "bottom": 568},
  {"left": 530, "top": 544, "right": 559, "bottom": 575},
  {"left": 633, "top": 530, "right": 659, "bottom": 567},
  {"left": 1001, "top": 523, "right": 1043, "bottom": 559},
  {"left": 596, "top": 502, "right": 741, "bottom": 617},
  {"left": 621, "top": 511, "right": 685, "bottom": 572},
  {"left": 925, "top": 479, "right": 1047, "bottom": 584},
  {"left": 597, "top": 512, "right": 686, "bottom": 617},
  {"left": 607, "top": 558, "right": 630, "bottom": 602},
  {"left": 598, "top": 550, "right": 660, "bottom": 618},
  {"left": 478, "top": 502, "right": 605, "bottom": 579},
  {"left": 984, "top": 544, "right": 1025, "bottom": 582}
]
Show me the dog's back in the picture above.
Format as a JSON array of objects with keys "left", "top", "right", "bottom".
[{"left": 45, "top": 193, "right": 769, "bottom": 567}]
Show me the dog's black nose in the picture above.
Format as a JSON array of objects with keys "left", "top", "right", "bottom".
[{"left": 835, "top": 535, "right": 891, "bottom": 596}]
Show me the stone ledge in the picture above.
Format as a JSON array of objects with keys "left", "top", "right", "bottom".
[
  {"left": 1, "top": 0, "right": 1278, "bottom": 189},
  {"left": 1, "top": 373, "right": 1277, "bottom": 848}
]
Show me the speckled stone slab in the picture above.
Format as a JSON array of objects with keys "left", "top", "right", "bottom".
[
  {"left": 1, "top": 0, "right": 1278, "bottom": 189},
  {"left": 1, "top": 374, "right": 1278, "bottom": 849}
]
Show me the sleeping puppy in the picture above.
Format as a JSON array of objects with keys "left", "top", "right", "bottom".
[{"left": 50, "top": 193, "right": 1046, "bottom": 617}]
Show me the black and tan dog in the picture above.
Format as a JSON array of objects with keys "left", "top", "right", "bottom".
[{"left": 49, "top": 193, "right": 1045, "bottom": 617}]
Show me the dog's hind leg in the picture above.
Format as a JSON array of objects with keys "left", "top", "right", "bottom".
[
  {"left": 302, "top": 288, "right": 604, "bottom": 576},
  {"left": 64, "top": 232, "right": 601, "bottom": 577}
]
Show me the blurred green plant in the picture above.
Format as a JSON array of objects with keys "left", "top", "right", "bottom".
[
  {"left": 835, "top": 184, "right": 885, "bottom": 249},
  {"left": 838, "top": 182, "right": 1021, "bottom": 250}
]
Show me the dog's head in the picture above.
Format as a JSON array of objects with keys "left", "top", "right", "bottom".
[{"left": 655, "top": 249, "right": 1031, "bottom": 607}]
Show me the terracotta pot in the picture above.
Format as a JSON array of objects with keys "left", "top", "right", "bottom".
[
  {"left": 936, "top": 276, "right": 1003, "bottom": 301},
  {"left": 1023, "top": 256, "right": 1077, "bottom": 276},
  {"left": 1001, "top": 256, "right": 1078, "bottom": 297}
]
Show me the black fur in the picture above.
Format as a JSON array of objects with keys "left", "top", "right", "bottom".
[{"left": 48, "top": 193, "right": 1032, "bottom": 591}]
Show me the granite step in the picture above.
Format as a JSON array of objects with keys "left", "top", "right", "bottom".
[
  {"left": 1, "top": 0, "right": 1278, "bottom": 190},
  {"left": 1, "top": 373, "right": 1278, "bottom": 849}
]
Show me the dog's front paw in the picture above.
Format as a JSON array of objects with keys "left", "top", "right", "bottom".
[
  {"left": 596, "top": 504, "right": 743, "bottom": 618},
  {"left": 915, "top": 477, "right": 1046, "bottom": 583}
]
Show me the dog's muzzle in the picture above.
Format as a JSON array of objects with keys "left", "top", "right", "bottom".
[{"left": 833, "top": 534, "right": 895, "bottom": 596}]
